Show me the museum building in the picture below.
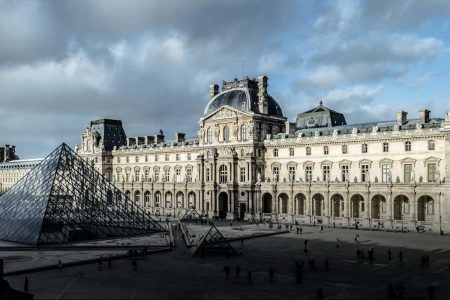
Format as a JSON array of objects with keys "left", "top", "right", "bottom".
[{"left": 2, "top": 76, "right": 450, "bottom": 232}]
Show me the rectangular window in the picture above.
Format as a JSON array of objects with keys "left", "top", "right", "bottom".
[
  {"left": 382, "top": 165, "right": 390, "bottom": 182},
  {"left": 176, "top": 154, "right": 180, "bottom": 161},
  {"left": 361, "top": 144, "right": 368, "bottom": 153},
  {"left": 288, "top": 166, "right": 296, "bottom": 182},
  {"left": 383, "top": 142, "right": 389, "bottom": 152},
  {"left": 289, "top": 148, "right": 294, "bottom": 156},
  {"left": 206, "top": 168, "right": 211, "bottom": 182},
  {"left": 306, "top": 147, "right": 311, "bottom": 156},
  {"left": 341, "top": 165, "right": 349, "bottom": 181},
  {"left": 361, "top": 164, "right": 369, "bottom": 182},
  {"left": 273, "top": 167, "right": 279, "bottom": 182},
  {"left": 164, "top": 169, "right": 170, "bottom": 181},
  {"left": 323, "top": 146, "right": 329, "bottom": 155},
  {"left": 154, "top": 170, "right": 160, "bottom": 182},
  {"left": 342, "top": 145, "right": 348, "bottom": 154},
  {"left": 155, "top": 155, "right": 158, "bottom": 162},
  {"left": 144, "top": 169, "right": 149, "bottom": 180},
  {"left": 176, "top": 169, "right": 181, "bottom": 182},
  {"left": 427, "top": 163, "right": 437, "bottom": 182},
  {"left": 403, "top": 164, "right": 412, "bottom": 182},
  {"left": 186, "top": 169, "right": 192, "bottom": 182},
  {"left": 135, "top": 170, "right": 140, "bottom": 181},
  {"left": 273, "top": 149, "right": 278, "bottom": 157},
  {"left": 240, "top": 167, "right": 246, "bottom": 182},
  {"left": 322, "top": 165, "right": 330, "bottom": 181},
  {"left": 305, "top": 166, "right": 312, "bottom": 182},
  {"left": 165, "top": 154, "right": 169, "bottom": 161},
  {"left": 117, "top": 157, "right": 121, "bottom": 163}
]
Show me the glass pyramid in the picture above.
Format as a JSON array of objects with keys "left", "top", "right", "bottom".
[{"left": 0, "top": 143, "right": 165, "bottom": 246}]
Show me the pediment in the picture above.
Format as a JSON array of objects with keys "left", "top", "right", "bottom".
[{"left": 203, "top": 106, "right": 251, "bottom": 122}]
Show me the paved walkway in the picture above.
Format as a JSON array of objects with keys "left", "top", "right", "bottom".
[{"left": 6, "top": 225, "right": 450, "bottom": 299}]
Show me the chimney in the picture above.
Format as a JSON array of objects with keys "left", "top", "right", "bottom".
[
  {"left": 396, "top": 111, "right": 408, "bottom": 126},
  {"left": 419, "top": 109, "right": 430, "bottom": 124},
  {"left": 209, "top": 84, "right": 219, "bottom": 99},
  {"left": 257, "top": 75, "right": 268, "bottom": 114},
  {"left": 155, "top": 130, "right": 165, "bottom": 144},
  {"left": 175, "top": 132, "right": 186, "bottom": 143}
]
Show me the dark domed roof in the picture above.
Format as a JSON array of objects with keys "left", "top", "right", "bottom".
[{"left": 203, "top": 88, "right": 283, "bottom": 118}]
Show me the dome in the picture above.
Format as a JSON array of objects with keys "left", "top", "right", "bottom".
[{"left": 203, "top": 88, "right": 283, "bottom": 118}]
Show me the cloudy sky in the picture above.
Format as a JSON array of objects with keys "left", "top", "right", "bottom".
[{"left": 1, "top": 0, "right": 450, "bottom": 158}]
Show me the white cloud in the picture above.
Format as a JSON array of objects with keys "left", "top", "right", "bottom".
[{"left": 257, "top": 53, "right": 286, "bottom": 73}]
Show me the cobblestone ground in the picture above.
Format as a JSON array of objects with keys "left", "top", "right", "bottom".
[{"left": 7, "top": 223, "right": 450, "bottom": 299}]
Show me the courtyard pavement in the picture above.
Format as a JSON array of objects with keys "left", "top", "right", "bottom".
[{"left": 6, "top": 223, "right": 450, "bottom": 299}]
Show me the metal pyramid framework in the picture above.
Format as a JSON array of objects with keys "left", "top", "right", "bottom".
[
  {"left": 192, "top": 224, "right": 238, "bottom": 257},
  {"left": 0, "top": 143, "right": 165, "bottom": 246},
  {"left": 179, "top": 207, "right": 203, "bottom": 223}
]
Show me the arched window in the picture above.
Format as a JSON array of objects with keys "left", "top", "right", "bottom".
[
  {"left": 144, "top": 191, "right": 151, "bottom": 206},
  {"left": 219, "top": 165, "right": 228, "bottom": 183},
  {"left": 155, "top": 192, "right": 161, "bottom": 207},
  {"left": 134, "top": 191, "right": 141, "bottom": 204},
  {"left": 207, "top": 127, "right": 212, "bottom": 143},
  {"left": 405, "top": 141, "right": 411, "bottom": 152},
  {"left": 240, "top": 124, "right": 247, "bottom": 141},
  {"left": 428, "top": 140, "right": 435, "bottom": 150},
  {"left": 223, "top": 126, "right": 230, "bottom": 142}
]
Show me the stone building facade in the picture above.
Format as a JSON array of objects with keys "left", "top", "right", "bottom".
[
  {"left": 74, "top": 76, "right": 450, "bottom": 232},
  {"left": 1, "top": 76, "right": 449, "bottom": 232}
]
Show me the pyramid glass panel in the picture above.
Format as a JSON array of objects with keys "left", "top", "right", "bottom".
[{"left": 0, "top": 143, "right": 164, "bottom": 246}]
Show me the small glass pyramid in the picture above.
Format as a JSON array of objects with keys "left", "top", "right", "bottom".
[{"left": 0, "top": 143, "right": 164, "bottom": 246}]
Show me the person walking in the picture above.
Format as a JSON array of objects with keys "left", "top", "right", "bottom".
[
  {"left": 300, "top": 227, "right": 303, "bottom": 235},
  {"left": 23, "top": 277, "right": 29, "bottom": 293},
  {"left": 235, "top": 265, "right": 241, "bottom": 278},
  {"left": 132, "top": 259, "right": 138, "bottom": 272},
  {"left": 317, "top": 287, "right": 324, "bottom": 300},
  {"left": 387, "top": 284, "right": 396, "bottom": 300},
  {"left": 269, "top": 267, "right": 274, "bottom": 282},
  {"left": 224, "top": 265, "right": 231, "bottom": 280},
  {"left": 98, "top": 256, "right": 103, "bottom": 271},
  {"left": 427, "top": 284, "right": 434, "bottom": 300},
  {"left": 296, "top": 227, "right": 299, "bottom": 234},
  {"left": 296, "top": 267, "right": 302, "bottom": 284}
]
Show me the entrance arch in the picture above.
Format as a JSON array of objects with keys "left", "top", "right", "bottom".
[
  {"left": 294, "top": 193, "right": 306, "bottom": 215},
  {"left": 393, "top": 195, "right": 409, "bottom": 220},
  {"left": 262, "top": 193, "right": 272, "bottom": 213},
  {"left": 278, "top": 193, "right": 289, "bottom": 214},
  {"left": 417, "top": 195, "right": 434, "bottom": 222},
  {"left": 350, "top": 194, "right": 364, "bottom": 218},
  {"left": 312, "top": 193, "right": 324, "bottom": 216},
  {"left": 218, "top": 192, "right": 228, "bottom": 219},
  {"left": 331, "top": 194, "right": 344, "bottom": 217},
  {"left": 188, "top": 191, "right": 196, "bottom": 209},
  {"left": 371, "top": 194, "right": 386, "bottom": 219},
  {"left": 165, "top": 191, "right": 173, "bottom": 208},
  {"left": 176, "top": 191, "right": 184, "bottom": 208}
]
